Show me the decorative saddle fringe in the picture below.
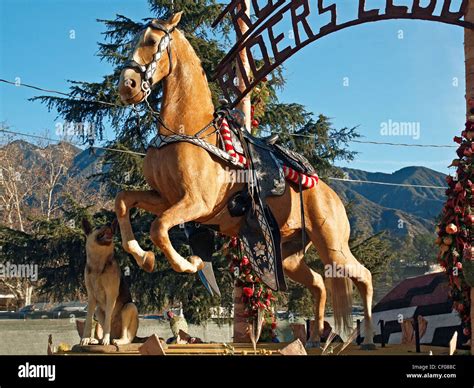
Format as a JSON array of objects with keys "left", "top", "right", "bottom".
[{"left": 219, "top": 118, "right": 319, "bottom": 189}]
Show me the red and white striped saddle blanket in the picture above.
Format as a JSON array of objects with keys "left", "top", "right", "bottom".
[{"left": 219, "top": 118, "right": 319, "bottom": 189}]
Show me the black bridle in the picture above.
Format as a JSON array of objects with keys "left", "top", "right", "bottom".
[{"left": 122, "top": 20, "right": 174, "bottom": 98}]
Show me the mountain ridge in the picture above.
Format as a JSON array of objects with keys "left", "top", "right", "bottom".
[
  {"left": 1, "top": 140, "right": 446, "bottom": 237},
  {"left": 329, "top": 166, "right": 446, "bottom": 237}
]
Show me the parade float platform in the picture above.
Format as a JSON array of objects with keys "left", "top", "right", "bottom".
[{"left": 51, "top": 341, "right": 464, "bottom": 356}]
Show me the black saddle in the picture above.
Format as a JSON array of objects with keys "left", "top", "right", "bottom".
[
  {"left": 240, "top": 126, "right": 316, "bottom": 178},
  {"left": 223, "top": 112, "right": 317, "bottom": 292}
]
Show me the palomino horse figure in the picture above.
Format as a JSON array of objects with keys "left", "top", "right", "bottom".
[{"left": 116, "top": 12, "right": 374, "bottom": 347}]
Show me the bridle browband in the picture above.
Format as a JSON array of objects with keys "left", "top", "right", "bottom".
[{"left": 123, "top": 20, "right": 175, "bottom": 98}]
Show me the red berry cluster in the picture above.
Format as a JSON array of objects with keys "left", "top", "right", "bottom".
[{"left": 223, "top": 236, "right": 278, "bottom": 340}]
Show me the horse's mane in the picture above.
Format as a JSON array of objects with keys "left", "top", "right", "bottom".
[{"left": 172, "top": 29, "right": 211, "bottom": 97}]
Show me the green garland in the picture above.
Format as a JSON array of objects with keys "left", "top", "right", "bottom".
[{"left": 436, "top": 120, "right": 474, "bottom": 339}]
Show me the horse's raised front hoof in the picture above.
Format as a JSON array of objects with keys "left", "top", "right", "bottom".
[
  {"left": 141, "top": 251, "right": 155, "bottom": 273},
  {"left": 188, "top": 255, "right": 205, "bottom": 272},
  {"left": 360, "top": 343, "right": 377, "bottom": 350}
]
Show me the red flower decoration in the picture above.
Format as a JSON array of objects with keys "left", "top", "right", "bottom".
[
  {"left": 223, "top": 236, "right": 278, "bottom": 339},
  {"left": 243, "top": 287, "right": 254, "bottom": 297}
]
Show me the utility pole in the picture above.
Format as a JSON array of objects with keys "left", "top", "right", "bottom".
[
  {"left": 233, "top": 0, "right": 252, "bottom": 344},
  {"left": 236, "top": 0, "right": 251, "bottom": 133}
]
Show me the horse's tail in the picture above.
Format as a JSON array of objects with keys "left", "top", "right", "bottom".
[{"left": 326, "top": 276, "right": 353, "bottom": 338}]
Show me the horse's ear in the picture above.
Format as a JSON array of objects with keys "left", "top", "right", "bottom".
[
  {"left": 82, "top": 218, "right": 92, "bottom": 235},
  {"left": 167, "top": 11, "right": 183, "bottom": 28}
]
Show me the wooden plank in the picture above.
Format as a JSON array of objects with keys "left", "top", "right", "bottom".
[
  {"left": 71, "top": 343, "right": 144, "bottom": 353},
  {"left": 139, "top": 334, "right": 167, "bottom": 355},
  {"left": 168, "top": 342, "right": 287, "bottom": 349},
  {"left": 279, "top": 339, "right": 307, "bottom": 355},
  {"left": 62, "top": 342, "right": 455, "bottom": 356}
]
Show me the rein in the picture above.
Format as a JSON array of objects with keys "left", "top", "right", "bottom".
[{"left": 123, "top": 21, "right": 220, "bottom": 141}]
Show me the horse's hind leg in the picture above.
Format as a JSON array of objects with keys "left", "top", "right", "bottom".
[
  {"left": 322, "top": 245, "right": 375, "bottom": 346},
  {"left": 303, "top": 182, "right": 374, "bottom": 345},
  {"left": 115, "top": 190, "right": 167, "bottom": 272},
  {"left": 348, "top": 263, "right": 374, "bottom": 347},
  {"left": 281, "top": 240, "right": 326, "bottom": 347}
]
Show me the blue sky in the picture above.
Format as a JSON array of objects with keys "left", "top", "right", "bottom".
[{"left": 0, "top": 0, "right": 466, "bottom": 174}]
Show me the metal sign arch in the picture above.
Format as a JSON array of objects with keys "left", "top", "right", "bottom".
[{"left": 213, "top": 0, "right": 474, "bottom": 106}]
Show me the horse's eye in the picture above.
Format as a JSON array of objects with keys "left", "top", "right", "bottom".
[{"left": 147, "top": 38, "right": 157, "bottom": 46}]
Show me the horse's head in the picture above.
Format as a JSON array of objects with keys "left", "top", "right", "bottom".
[{"left": 118, "top": 12, "right": 183, "bottom": 105}]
